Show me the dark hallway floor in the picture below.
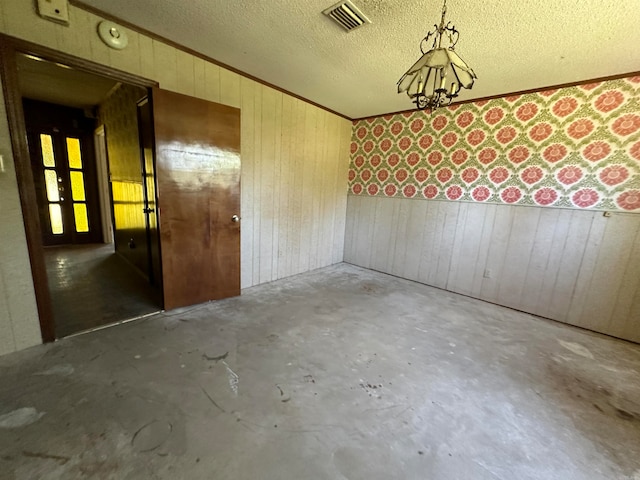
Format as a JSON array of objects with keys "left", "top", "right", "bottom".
[{"left": 44, "top": 244, "right": 162, "bottom": 338}]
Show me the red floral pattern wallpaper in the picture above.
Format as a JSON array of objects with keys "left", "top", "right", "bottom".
[{"left": 349, "top": 77, "right": 640, "bottom": 211}]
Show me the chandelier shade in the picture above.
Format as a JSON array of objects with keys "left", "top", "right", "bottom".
[{"left": 397, "top": 0, "right": 477, "bottom": 111}]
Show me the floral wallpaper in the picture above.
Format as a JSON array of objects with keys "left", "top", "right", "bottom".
[{"left": 349, "top": 76, "right": 640, "bottom": 211}]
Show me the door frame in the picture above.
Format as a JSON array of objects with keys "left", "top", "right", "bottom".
[
  {"left": 0, "top": 33, "right": 158, "bottom": 342},
  {"left": 23, "top": 99, "right": 104, "bottom": 246},
  {"left": 94, "top": 125, "right": 114, "bottom": 244}
]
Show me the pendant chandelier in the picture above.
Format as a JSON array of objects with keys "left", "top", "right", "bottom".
[{"left": 397, "top": 0, "right": 477, "bottom": 112}]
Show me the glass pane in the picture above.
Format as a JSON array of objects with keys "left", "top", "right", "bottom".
[
  {"left": 49, "top": 204, "right": 63, "bottom": 235},
  {"left": 40, "top": 134, "right": 55, "bottom": 167},
  {"left": 73, "top": 203, "right": 89, "bottom": 233},
  {"left": 70, "top": 171, "right": 86, "bottom": 201},
  {"left": 66, "top": 138, "right": 83, "bottom": 169},
  {"left": 44, "top": 169, "right": 60, "bottom": 202}
]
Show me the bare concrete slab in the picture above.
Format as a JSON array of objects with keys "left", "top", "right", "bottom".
[{"left": 1, "top": 263, "right": 639, "bottom": 479}]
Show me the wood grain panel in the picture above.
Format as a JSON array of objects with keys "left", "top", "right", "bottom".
[
  {"left": 153, "top": 88, "right": 241, "bottom": 310},
  {"left": 571, "top": 215, "right": 640, "bottom": 335},
  {"left": 0, "top": 2, "right": 6, "bottom": 32},
  {"left": 152, "top": 41, "right": 177, "bottom": 91},
  {"left": 239, "top": 77, "right": 256, "bottom": 288},
  {"left": 609, "top": 223, "right": 640, "bottom": 342},
  {"left": 343, "top": 195, "right": 358, "bottom": 264},
  {"left": 109, "top": 28, "right": 140, "bottom": 76},
  {"left": 547, "top": 211, "right": 596, "bottom": 322},
  {"left": 479, "top": 206, "right": 515, "bottom": 302},
  {"left": 353, "top": 195, "right": 376, "bottom": 268},
  {"left": 175, "top": 50, "right": 195, "bottom": 97},
  {"left": 333, "top": 121, "right": 352, "bottom": 263},
  {"left": 518, "top": 208, "right": 562, "bottom": 314},
  {"left": 432, "top": 201, "right": 459, "bottom": 289},
  {"left": 220, "top": 69, "right": 241, "bottom": 108},
  {"left": 193, "top": 57, "right": 206, "bottom": 100},
  {"left": 250, "top": 82, "right": 263, "bottom": 284},
  {"left": 567, "top": 214, "right": 609, "bottom": 327},
  {"left": 496, "top": 207, "right": 541, "bottom": 309},
  {"left": 138, "top": 35, "right": 155, "bottom": 81},
  {"left": 3, "top": 0, "right": 57, "bottom": 51},
  {"left": 390, "top": 199, "right": 410, "bottom": 278},
  {"left": 534, "top": 209, "right": 574, "bottom": 320},
  {"left": 448, "top": 202, "right": 486, "bottom": 296},
  {"left": 298, "top": 104, "right": 317, "bottom": 273},
  {"left": 344, "top": 195, "right": 640, "bottom": 343},
  {"left": 469, "top": 203, "right": 497, "bottom": 299},
  {"left": 276, "top": 93, "right": 294, "bottom": 279},
  {"left": 417, "top": 200, "right": 438, "bottom": 286},
  {"left": 403, "top": 200, "right": 429, "bottom": 282},
  {"left": 204, "top": 62, "right": 221, "bottom": 104},
  {"left": 617, "top": 245, "right": 640, "bottom": 343},
  {"left": 370, "top": 197, "right": 394, "bottom": 273},
  {"left": 271, "top": 90, "right": 283, "bottom": 278},
  {"left": 446, "top": 202, "right": 470, "bottom": 292},
  {"left": 55, "top": 7, "right": 92, "bottom": 62},
  {"left": 99, "top": 84, "right": 149, "bottom": 273},
  {"left": 258, "top": 87, "right": 277, "bottom": 284},
  {"left": 314, "top": 106, "right": 329, "bottom": 270}
]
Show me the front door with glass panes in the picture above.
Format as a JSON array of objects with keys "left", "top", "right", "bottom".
[
  {"left": 24, "top": 100, "right": 102, "bottom": 246},
  {"left": 35, "top": 132, "right": 93, "bottom": 244}
]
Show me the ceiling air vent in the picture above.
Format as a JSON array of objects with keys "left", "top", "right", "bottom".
[{"left": 323, "top": 1, "right": 371, "bottom": 32}]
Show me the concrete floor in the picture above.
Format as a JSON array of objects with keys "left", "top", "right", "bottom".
[
  {"left": 44, "top": 244, "right": 162, "bottom": 338},
  {"left": 1, "top": 263, "right": 639, "bottom": 480}
]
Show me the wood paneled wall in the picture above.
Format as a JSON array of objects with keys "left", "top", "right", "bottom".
[
  {"left": 345, "top": 195, "right": 640, "bottom": 343},
  {"left": 98, "top": 84, "right": 149, "bottom": 275},
  {"left": 0, "top": 74, "right": 42, "bottom": 356},
  {"left": 0, "top": 0, "right": 351, "bottom": 354}
]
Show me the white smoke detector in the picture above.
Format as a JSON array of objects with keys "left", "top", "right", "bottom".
[{"left": 97, "top": 21, "right": 129, "bottom": 50}]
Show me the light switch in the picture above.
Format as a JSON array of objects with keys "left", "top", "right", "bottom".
[{"left": 36, "top": 0, "right": 70, "bottom": 25}]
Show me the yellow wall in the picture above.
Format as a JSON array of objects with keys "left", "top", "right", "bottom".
[
  {"left": 98, "top": 83, "right": 149, "bottom": 273},
  {"left": 99, "top": 84, "right": 147, "bottom": 182},
  {"left": 0, "top": 0, "right": 352, "bottom": 355}
]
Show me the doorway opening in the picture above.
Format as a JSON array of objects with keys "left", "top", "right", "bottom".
[
  {"left": 2, "top": 35, "right": 242, "bottom": 343},
  {"left": 17, "top": 52, "right": 163, "bottom": 338}
]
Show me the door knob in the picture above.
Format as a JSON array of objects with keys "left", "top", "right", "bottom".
[{"left": 231, "top": 215, "right": 240, "bottom": 223}]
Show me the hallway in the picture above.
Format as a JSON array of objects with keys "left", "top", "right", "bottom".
[{"left": 44, "top": 244, "right": 162, "bottom": 338}]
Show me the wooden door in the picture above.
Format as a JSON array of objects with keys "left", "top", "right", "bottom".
[{"left": 152, "top": 88, "right": 241, "bottom": 310}]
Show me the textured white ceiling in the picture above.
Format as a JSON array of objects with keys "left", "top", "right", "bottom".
[{"left": 76, "top": 0, "right": 640, "bottom": 119}]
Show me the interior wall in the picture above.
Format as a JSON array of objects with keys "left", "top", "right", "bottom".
[
  {"left": 345, "top": 77, "right": 640, "bottom": 343},
  {"left": 345, "top": 196, "right": 640, "bottom": 343},
  {"left": 0, "top": 0, "right": 351, "bottom": 355},
  {"left": 98, "top": 83, "right": 149, "bottom": 275},
  {"left": 0, "top": 74, "right": 42, "bottom": 356}
]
